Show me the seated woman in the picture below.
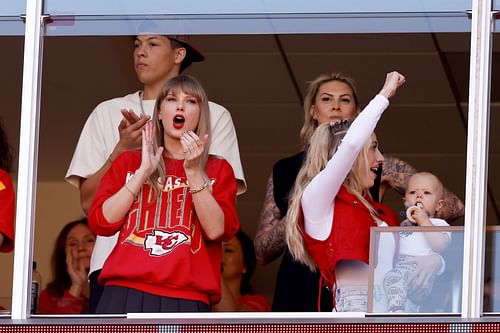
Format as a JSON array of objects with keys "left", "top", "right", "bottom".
[
  {"left": 38, "top": 218, "right": 96, "bottom": 314},
  {"left": 214, "top": 230, "right": 270, "bottom": 311},
  {"left": 0, "top": 118, "right": 15, "bottom": 254}
]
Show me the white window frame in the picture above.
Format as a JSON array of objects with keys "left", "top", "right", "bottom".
[{"left": 10, "top": 0, "right": 494, "bottom": 320}]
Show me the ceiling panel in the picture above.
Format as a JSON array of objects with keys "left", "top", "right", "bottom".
[
  {"left": 290, "top": 53, "right": 458, "bottom": 104},
  {"left": 377, "top": 105, "right": 466, "bottom": 154},
  {"left": 188, "top": 55, "right": 295, "bottom": 104},
  {"left": 228, "top": 104, "right": 303, "bottom": 154},
  {"left": 280, "top": 33, "right": 441, "bottom": 53}
]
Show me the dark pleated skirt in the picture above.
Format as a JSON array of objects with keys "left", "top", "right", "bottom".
[{"left": 96, "top": 285, "right": 210, "bottom": 313}]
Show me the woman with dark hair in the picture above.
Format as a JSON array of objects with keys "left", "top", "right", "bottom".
[
  {"left": 0, "top": 118, "right": 15, "bottom": 253},
  {"left": 214, "top": 230, "right": 270, "bottom": 311},
  {"left": 38, "top": 218, "right": 96, "bottom": 314}
]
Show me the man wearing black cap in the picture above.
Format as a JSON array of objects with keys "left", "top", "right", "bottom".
[{"left": 66, "top": 34, "right": 246, "bottom": 312}]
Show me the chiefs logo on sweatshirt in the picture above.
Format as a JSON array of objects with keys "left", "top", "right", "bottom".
[{"left": 144, "top": 230, "right": 189, "bottom": 256}]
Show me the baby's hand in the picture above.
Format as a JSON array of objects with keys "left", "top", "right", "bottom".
[
  {"left": 406, "top": 202, "right": 423, "bottom": 223},
  {"left": 407, "top": 203, "right": 432, "bottom": 226},
  {"left": 412, "top": 209, "right": 431, "bottom": 226}
]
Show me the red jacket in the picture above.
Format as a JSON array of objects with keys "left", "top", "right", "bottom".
[
  {"left": 89, "top": 152, "right": 239, "bottom": 305},
  {"left": 0, "top": 169, "right": 15, "bottom": 253},
  {"left": 236, "top": 294, "right": 271, "bottom": 312},
  {"left": 303, "top": 186, "right": 399, "bottom": 289},
  {"left": 38, "top": 289, "right": 88, "bottom": 314}
]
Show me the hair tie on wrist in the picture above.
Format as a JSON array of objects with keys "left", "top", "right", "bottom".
[
  {"left": 189, "top": 181, "right": 209, "bottom": 194},
  {"left": 124, "top": 183, "right": 137, "bottom": 198}
]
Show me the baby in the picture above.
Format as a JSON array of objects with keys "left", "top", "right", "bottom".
[{"left": 383, "top": 172, "right": 451, "bottom": 312}]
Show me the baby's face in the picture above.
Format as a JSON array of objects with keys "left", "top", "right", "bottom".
[{"left": 404, "top": 174, "right": 444, "bottom": 216}]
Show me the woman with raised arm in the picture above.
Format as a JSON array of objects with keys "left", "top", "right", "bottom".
[
  {"left": 286, "top": 71, "right": 405, "bottom": 311},
  {"left": 255, "top": 71, "right": 464, "bottom": 311}
]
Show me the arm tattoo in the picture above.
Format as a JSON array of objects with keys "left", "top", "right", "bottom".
[
  {"left": 254, "top": 173, "right": 287, "bottom": 265},
  {"left": 436, "top": 188, "right": 465, "bottom": 222},
  {"left": 382, "top": 155, "right": 465, "bottom": 222},
  {"left": 382, "top": 155, "right": 417, "bottom": 195}
]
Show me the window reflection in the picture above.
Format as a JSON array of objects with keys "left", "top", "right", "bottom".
[{"left": 369, "top": 227, "right": 464, "bottom": 314}]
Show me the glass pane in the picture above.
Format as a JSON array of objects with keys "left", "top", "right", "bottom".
[
  {"left": 44, "top": 13, "right": 472, "bottom": 36},
  {"left": 485, "top": 227, "right": 500, "bottom": 312},
  {"left": 0, "top": 35, "right": 23, "bottom": 315},
  {"left": 44, "top": 0, "right": 472, "bottom": 15},
  {"left": 0, "top": 0, "right": 25, "bottom": 15},
  {"left": 42, "top": 0, "right": 473, "bottom": 36},
  {"left": 36, "top": 30, "right": 470, "bottom": 315},
  {"left": 0, "top": 1, "right": 26, "bottom": 35},
  {"left": 368, "top": 227, "right": 464, "bottom": 314},
  {"left": 484, "top": 33, "right": 500, "bottom": 313}
]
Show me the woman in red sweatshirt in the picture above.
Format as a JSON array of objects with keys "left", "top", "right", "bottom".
[{"left": 89, "top": 75, "right": 239, "bottom": 313}]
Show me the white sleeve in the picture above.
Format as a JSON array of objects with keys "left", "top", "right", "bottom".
[
  {"left": 430, "top": 217, "right": 452, "bottom": 244},
  {"left": 208, "top": 102, "right": 246, "bottom": 194},
  {"left": 65, "top": 106, "right": 110, "bottom": 188},
  {"left": 302, "top": 95, "right": 389, "bottom": 240}
]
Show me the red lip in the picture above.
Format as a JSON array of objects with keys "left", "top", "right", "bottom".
[{"left": 173, "top": 115, "right": 185, "bottom": 129}]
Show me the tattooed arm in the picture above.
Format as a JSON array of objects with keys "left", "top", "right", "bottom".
[
  {"left": 381, "top": 155, "right": 465, "bottom": 222},
  {"left": 254, "top": 173, "right": 287, "bottom": 265}
]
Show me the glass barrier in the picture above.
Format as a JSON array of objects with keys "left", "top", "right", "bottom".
[
  {"left": 0, "top": 34, "right": 23, "bottom": 315},
  {"left": 0, "top": 0, "right": 25, "bottom": 15},
  {"left": 44, "top": 0, "right": 472, "bottom": 16},
  {"left": 42, "top": 0, "right": 473, "bottom": 36},
  {"left": 484, "top": 30, "right": 500, "bottom": 313},
  {"left": 485, "top": 228, "right": 500, "bottom": 313},
  {"left": 368, "top": 226, "right": 464, "bottom": 314},
  {"left": 21, "top": 0, "right": 474, "bottom": 319},
  {"left": 0, "top": 1, "right": 26, "bottom": 35},
  {"left": 35, "top": 31, "right": 471, "bottom": 316}
]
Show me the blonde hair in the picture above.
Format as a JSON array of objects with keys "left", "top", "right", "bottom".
[
  {"left": 147, "top": 75, "right": 212, "bottom": 198},
  {"left": 286, "top": 121, "right": 382, "bottom": 270},
  {"left": 300, "top": 73, "right": 360, "bottom": 148}
]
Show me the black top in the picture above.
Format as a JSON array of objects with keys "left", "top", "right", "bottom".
[{"left": 271, "top": 151, "right": 333, "bottom": 311}]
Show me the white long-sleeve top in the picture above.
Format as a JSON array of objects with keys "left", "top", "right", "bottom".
[{"left": 301, "top": 95, "right": 390, "bottom": 241}]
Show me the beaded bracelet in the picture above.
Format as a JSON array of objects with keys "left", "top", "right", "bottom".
[{"left": 189, "top": 181, "right": 209, "bottom": 194}]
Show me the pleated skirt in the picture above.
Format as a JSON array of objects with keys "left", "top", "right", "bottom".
[{"left": 96, "top": 285, "right": 210, "bottom": 313}]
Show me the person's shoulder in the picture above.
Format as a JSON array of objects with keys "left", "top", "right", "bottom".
[
  {"left": 273, "top": 151, "right": 305, "bottom": 168},
  {"left": 206, "top": 155, "right": 235, "bottom": 175},
  {"left": 0, "top": 168, "right": 10, "bottom": 179},
  {"left": 207, "top": 155, "right": 230, "bottom": 167},
  {"left": 208, "top": 101, "right": 229, "bottom": 116},
  {"left": 93, "top": 92, "right": 141, "bottom": 113},
  {"left": 0, "top": 169, "right": 12, "bottom": 185},
  {"left": 116, "top": 149, "right": 141, "bottom": 162}
]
